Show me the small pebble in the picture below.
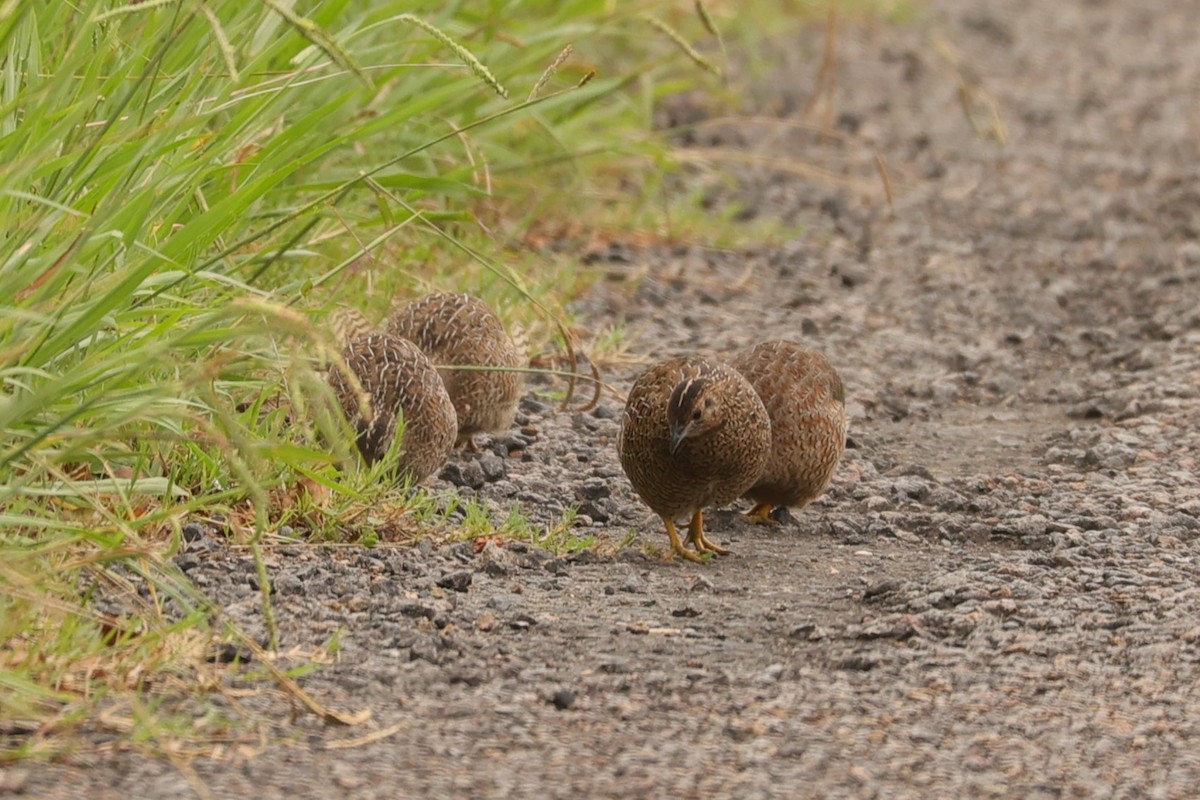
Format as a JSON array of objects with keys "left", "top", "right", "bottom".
[{"left": 549, "top": 689, "right": 577, "bottom": 710}]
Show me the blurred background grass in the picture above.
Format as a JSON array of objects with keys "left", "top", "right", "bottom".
[{"left": 0, "top": 0, "right": 906, "bottom": 760}]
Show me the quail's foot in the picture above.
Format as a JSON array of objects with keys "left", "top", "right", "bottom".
[
  {"left": 662, "top": 517, "right": 707, "bottom": 563},
  {"left": 744, "top": 502, "right": 778, "bottom": 525},
  {"left": 684, "top": 511, "right": 730, "bottom": 556}
]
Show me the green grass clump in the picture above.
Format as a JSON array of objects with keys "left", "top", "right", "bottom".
[{"left": 456, "top": 501, "right": 595, "bottom": 555}]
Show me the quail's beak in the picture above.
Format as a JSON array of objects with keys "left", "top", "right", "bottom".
[{"left": 668, "top": 422, "right": 688, "bottom": 455}]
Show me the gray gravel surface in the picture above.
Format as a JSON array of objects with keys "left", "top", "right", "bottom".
[{"left": 18, "top": 0, "right": 1200, "bottom": 797}]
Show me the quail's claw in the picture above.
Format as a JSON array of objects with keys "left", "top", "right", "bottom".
[
  {"left": 745, "top": 502, "right": 778, "bottom": 526},
  {"left": 697, "top": 531, "right": 730, "bottom": 555},
  {"left": 664, "top": 517, "right": 708, "bottom": 563},
  {"left": 685, "top": 511, "right": 730, "bottom": 556}
]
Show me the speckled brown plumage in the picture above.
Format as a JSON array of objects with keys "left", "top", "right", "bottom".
[
  {"left": 328, "top": 307, "right": 378, "bottom": 351},
  {"left": 618, "top": 356, "right": 771, "bottom": 562},
  {"left": 730, "top": 340, "right": 847, "bottom": 521},
  {"left": 327, "top": 332, "right": 457, "bottom": 482},
  {"left": 386, "top": 292, "right": 522, "bottom": 449}
]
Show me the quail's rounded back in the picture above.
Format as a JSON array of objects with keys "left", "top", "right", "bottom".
[
  {"left": 730, "top": 340, "right": 847, "bottom": 510},
  {"left": 619, "top": 356, "right": 771, "bottom": 521},
  {"left": 386, "top": 292, "right": 522, "bottom": 445},
  {"left": 328, "top": 307, "right": 377, "bottom": 351},
  {"left": 327, "top": 332, "right": 457, "bottom": 482}
]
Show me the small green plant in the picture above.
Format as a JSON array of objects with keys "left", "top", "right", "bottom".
[
  {"left": 440, "top": 500, "right": 595, "bottom": 556},
  {"left": 531, "top": 507, "right": 601, "bottom": 555},
  {"left": 458, "top": 496, "right": 498, "bottom": 539},
  {"left": 613, "top": 528, "right": 641, "bottom": 553},
  {"left": 499, "top": 504, "right": 540, "bottom": 540},
  {"left": 641, "top": 540, "right": 667, "bottom": 561}
]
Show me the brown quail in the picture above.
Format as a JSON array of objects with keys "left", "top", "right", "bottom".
[
  {"left": 729, "top": 339, "right": 847, "bottom": 523},
  {"left": 386, "top": 292, "right": 523, "bottom": 449},
  {"left": 327, "top": 331, "right": 457, "bottom": 483},
  {"left": 618, "top": 356, "right": 771, "bottom": 562}
]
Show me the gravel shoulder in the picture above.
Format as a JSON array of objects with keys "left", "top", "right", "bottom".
[{"left": 18, "top": 0, "right": 1200, "bottom": 797}]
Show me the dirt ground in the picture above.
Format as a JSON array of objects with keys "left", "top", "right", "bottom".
[{"left": 14, "top": 0, "right": 1200, "bottom": 797}]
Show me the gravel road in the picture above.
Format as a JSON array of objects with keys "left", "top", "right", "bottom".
[{"left": 17, "top": 0, "right": 1200, "bottom": 797}]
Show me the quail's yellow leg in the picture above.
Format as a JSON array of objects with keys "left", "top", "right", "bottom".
[
  {"left": 662, "top": 517, "right": 706, "bottom": 563},
  {"left": 684, "top": 511, "right": 730, "bottom": 556},
  {"left": 745, "top": 502, "right": 778, "bottom": 525}
]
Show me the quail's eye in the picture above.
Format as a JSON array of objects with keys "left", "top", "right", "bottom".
[{"left": 692, "top": 409, "right": 702, "bottom": 421}]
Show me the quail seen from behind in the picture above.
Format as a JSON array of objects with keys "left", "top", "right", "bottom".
[
  {"left": 618, "top": 356, "right": 771, "bottom": 562},
  {"left": 327, "top": 331, "right": 457, "bottom": 483},
  {"left": 730, "top": 339, "right": 847, "bottom": 523},
  {"left": 386, "top": 292, "right": 523, "bottom": 449}
]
